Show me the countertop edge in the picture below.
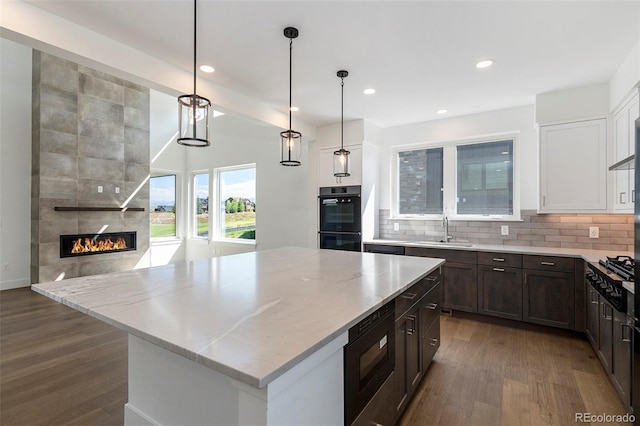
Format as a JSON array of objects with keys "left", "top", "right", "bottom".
[{"left": 32, "top": 254, "right": 446, "bottom": 389}]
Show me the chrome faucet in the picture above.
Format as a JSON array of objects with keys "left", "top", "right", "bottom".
[{"left": 442, "top": 215, "right": 451, "bottom": 242}]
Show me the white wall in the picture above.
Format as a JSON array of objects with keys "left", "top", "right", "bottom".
[
  {"left": 0, "top": 38, "right": 32, "bottom": 290},
  {"left": 610, "top": 39, "right": 640, "bottom": 111},
  {"left": 183, "top": 113, "right": 311, "bottom": 261},
  {"left": 377, "top": 105, "right": 538, "bottom": 211},
  {"left": 535, "top": 83, "right": 610, "bottom": 124}
]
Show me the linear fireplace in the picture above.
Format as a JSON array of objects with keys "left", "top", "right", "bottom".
[{"left": 60, "top": 232, "right": 137, "bottom": 258}]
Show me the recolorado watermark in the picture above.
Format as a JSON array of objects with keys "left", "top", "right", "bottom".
[{"left": 575, "top": 412, "right": 635, "bottom": 423}]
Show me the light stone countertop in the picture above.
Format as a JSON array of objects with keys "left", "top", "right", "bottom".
[
  {"left": 32, "top": 247, "right": 444, "bottom": 389},
  {"left": 365, "top": 239, "right": 632, "bottom": 263}
]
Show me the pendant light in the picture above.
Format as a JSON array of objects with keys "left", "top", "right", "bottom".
[
  {"left": 280, "top": 27, "right": 302, "bottom": 166},
  {"left": 177, "top": 0, "right": 211, "bottom": 147},
  {"left": 334, "top": 70, "right": 350, "bottom": 177}
]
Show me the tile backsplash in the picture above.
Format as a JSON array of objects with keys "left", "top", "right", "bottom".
[{"left": 378, "top": 209, "right": 633, "bottom": 252}]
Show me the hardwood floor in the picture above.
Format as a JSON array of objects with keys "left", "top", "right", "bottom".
[
  {"left": 0, "top": 288, "right": 632, "bottom": 425},
  {"left": 1, "top": 288, "right": 127, "bottom": 426},
  {"left": 400, "top": 312, "right": 632, "bottom": 426}
]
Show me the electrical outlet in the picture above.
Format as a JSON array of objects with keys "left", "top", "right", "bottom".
[
  {"left": 393, "top": 223, "right": 399, "bottom": 231},
  {"left": 589, "top": 226, "right": 599, "bottom": 238},
  {"left": 115, "top": 187, "right": 120, "bottom": 194},
  {"left": 501, "top": 225, "right": 509, "bottom": 236},
  {"left": 97, "top": 185, "right": 103, "bottom": 193}
]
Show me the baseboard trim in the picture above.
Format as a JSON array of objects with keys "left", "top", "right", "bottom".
[{"left": 1, "top": 278, "right": 30, "bottom": 291}]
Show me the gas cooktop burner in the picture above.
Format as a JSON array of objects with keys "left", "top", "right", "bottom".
[{"left": 598, "top": 255, "right": 634, "bottom": 282}]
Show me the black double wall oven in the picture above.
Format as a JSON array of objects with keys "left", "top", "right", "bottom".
[{"left": 319, "top": 185, "right": 362, "bottom": 252}]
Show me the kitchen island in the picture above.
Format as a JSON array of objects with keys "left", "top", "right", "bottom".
[{"left": 32, "top": 247, "right": 443, "bottom": 426}]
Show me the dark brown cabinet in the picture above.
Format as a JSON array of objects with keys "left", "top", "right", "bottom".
[
  {"left": 477, "top": 252, "right": 523, "bottom": 321},
  {"left": 392, "top": 268, "right": 441, "bottom": 423},
  {"left": 523, "top": 255, "right": 575, "bottom": 330},
  {"left": 406, "top": 247, "right": 477, "bottom": 313},
  {"left": 585, "top": 286, "right": 600, "bottom": 348},
  {"left": 611, "top": 310, "right": 632, "bottom": 408},
  {"left": 597, "top": 296, "right": 613, "bottom": 372}
]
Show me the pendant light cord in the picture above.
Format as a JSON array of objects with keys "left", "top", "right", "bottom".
[
  {"left": 288, "top": 38, "right": 293, "bottom": 132},
  {"left": 193, "top": 0, "right": 197, "bottom": 96},
  {"left": 340, "top": 76, "right": 344, "bottom": 150}
]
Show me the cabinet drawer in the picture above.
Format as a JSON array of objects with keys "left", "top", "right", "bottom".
[
  {"left": 421, "top": 283, "right": 441, "bottom": 330},
  {"left": 406, "top": 247, "right": 477, "bottom": 264},
  {"left": 478, "top": 251, "right": 522, "bottom": 268},
  {"left": 522, "top": 255, "right": 574, "bottom": 272},
  {"left": 396, "top": 280, "right": 427, "bottom": 319},
  {"left": 364, "top": 244, "right": 405, "bottom": 255},
  {"left": 421, "top": 319, "right": 440, "bottom": 371}
]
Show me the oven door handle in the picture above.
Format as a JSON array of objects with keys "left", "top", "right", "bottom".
[{"left": 318, "top": 231, "right": 362, "bottom": 235}]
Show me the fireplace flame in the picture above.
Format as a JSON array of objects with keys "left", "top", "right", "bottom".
[{"left": 70, "top": 236, "right": 127, "bottom": 254}]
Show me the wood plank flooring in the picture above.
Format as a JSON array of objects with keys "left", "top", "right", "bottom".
[
  {"left": 1, "top": 288, "right": 127, "bottom": 426},
  {"left": 0, "top": 288, "right": 632, "bottom": 425},
  {"left": 399, "top": 312, "right": 632, "bottom": 426}
]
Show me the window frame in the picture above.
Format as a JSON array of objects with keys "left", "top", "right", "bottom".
[
  {"left": 212, "top": 163, "right": 257, "bottom": 243},
  {"left": 191, "top": 170, "right": 211, "bottom": 240},
  {"left": 391, "top": 133, "right": 521, "bottom": 221},
  {"left": 149, "top": 171, "right": 182, "bottom": 240}
]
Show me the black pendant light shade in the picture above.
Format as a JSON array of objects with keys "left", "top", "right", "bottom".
[
  {"left": 280, "top": 27, "right": 302, "bottom": 166},
  {"left": 178, "top": 0, "right": 211, "bottom": 147},
  {"left": 334, "top": 70, "right": 350, "bottom": 177}
]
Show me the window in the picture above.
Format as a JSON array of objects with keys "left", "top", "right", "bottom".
[
  {"left": 150, "top": 174, "right": 177, "bottom": 238},
  {"left": 398, "top": 148, "right": 443, "bottom": 215},
  {"left": 395, "top": 138, "right": 516, "bottom": 219},
  {"left": 215, "top": 164, "right": 256, "bottom": 241},
  {"left": 194, "top": 172, "right": 209, "bottom": 238},
  {"left": 457, "top": 141, "right": 513, "bottom": 215}
]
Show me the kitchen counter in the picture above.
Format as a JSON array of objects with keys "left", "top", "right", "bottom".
[
  {"left": 32, "top": 246, "right": 443, "bottom": 426},
  {"left": 365, "top": 239, "right": 632, "bottom": 263}
]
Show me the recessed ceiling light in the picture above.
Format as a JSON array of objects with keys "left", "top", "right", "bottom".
[
  {"left": 436, "top": 109, "right": 448, "bottom": 114},
  {"left": 475, "top": 59, "right": 494, "bottom": 69},
  {"left": 199, "top": 65, "right": 215, "bottom": 73},
  {"left": 363, "top": 88, "right": 376, "bottom": 95},
  {"left": 290, "top": 106, "right": 299, "bottom": 112}
]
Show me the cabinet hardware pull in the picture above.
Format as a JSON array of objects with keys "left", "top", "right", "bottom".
[
  {"left": 493, "top": 267, "right": 505, "bottom": 272},
  {"left": 540, "top": 261, "right": 555, "bottom": 266},
  {"left": 622, "top": 323, "right": 632, "bottom": 343},
  {"left": 401, "top": 292, "right": 418, "bottom": 300},
  {"left": 602, "top": 303, "right": 612, "bottom": 320},
  {"left": 590, "top": 290, "right": 599, "bottom": 304},
  {"left": 492, "top": 258, "right": 505, "bottom": 262},
  {"left": 429, "top": 338, "right": 439, "bottom": 347},
  {"left": 620, "top": 192, "right": 627, "bottom": 204},
  {"left": 542, "top": 195, "right": 546, "bottom": 206},
  {"left": 426, "top": 303, "right": 438, "bottom": 310},
  {"left": 406, "top": 314, "right": 417, "bottom": 334},
  {"left": 633, "top": 190, "right": 636, "bottom": 203},
  {"left": 425, "top": 276, "right": 438, "bottom": 282}
]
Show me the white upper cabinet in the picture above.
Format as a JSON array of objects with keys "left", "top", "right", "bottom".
[
  {"left": 539, "top": 118, "right": 607, "bottom": 212},
  {"left": 612, "top": 90, "right": 639, "bottom": 212},
  {"left": 318, "top": 144, "right": 363, "bottom": 187}
]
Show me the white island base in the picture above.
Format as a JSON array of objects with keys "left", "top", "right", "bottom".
[{"left": 124, "top": 333, "right": 348, "bottom": 426}]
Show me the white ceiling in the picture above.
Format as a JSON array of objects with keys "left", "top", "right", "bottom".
[{"left": 25, "top": 0, "right": 640, "bottom": 129}]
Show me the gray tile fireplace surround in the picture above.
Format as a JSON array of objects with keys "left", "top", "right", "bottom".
[
  {"left": 31, "top": 51, "right": 150, "bottom": 283},
  {"left": 378, "top": 209, "right": 634, "bottom": 252}
]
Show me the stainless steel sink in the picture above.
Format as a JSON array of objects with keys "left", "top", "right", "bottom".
[{"left": 412, "top": 241, "right": 474, "bottom": 248}]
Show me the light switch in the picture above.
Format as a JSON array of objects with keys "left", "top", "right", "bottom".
[
  {"left": 97, "top": 185, "right": 103, "bottom": 193},
  {"left": 393, "top": 223, "right": 399, "bottom": 231},
  {"left": 501, "top": 225, "right": 509, "bottom": 236},
  {"left": 115, "top": 187, "right": 120, "bottom": 194}
]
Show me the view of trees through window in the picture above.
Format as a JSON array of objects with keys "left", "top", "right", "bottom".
[
  {"left": 194, "top": 173, "right": 209, "bottom": 238},
  {"left": 218, "top": 166, "right": 256, "bottom": 240},
  {"left": 150, "top": 174, "right": 176, "bottom": 238}
]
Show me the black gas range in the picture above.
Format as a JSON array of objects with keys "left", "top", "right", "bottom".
[{"left": 585, "top": 255, "right": 633, "bottom": 313}]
